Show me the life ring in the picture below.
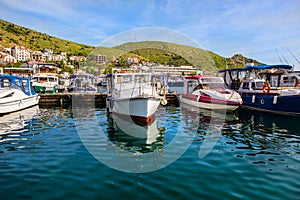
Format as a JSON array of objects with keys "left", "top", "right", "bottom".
[
  {"left": 160, "top": 98, "right": 168, "bottom": 106},
  {"left": 294, "top": 81, "right": 300, "bottom": 88},
  {"left": 262, "top": 82, "right": 271, "bottom": 94}
]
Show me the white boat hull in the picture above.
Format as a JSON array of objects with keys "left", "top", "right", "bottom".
[
  {"left": 0, "top": 94, "right": 40, "bottom": 114},
  {"left": 111, "top": 97, "right": 161, "bottom": 123},
  {"left": 180, "top": 95, "right": 240, "bottom": 111}
]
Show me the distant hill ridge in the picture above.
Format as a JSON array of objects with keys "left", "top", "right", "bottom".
[
  {"left": 0, "top": 19, "right": 262, "bottom": 72},
  {"left": 0, "top": 19, "right": 93, "bottom": 56}
]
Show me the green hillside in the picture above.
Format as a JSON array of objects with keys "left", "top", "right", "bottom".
[
  {"left": 113, "top": 41, "right": 217, "bottom": 74},
  {"left": 129, "top": 48, "right": 192, "bottom": 66},
  {"left": 0, "top": 19, "right": 93, "bottom": 56},
  {"left": 1, "top": 19, "right": 262, "bottom": 74}
]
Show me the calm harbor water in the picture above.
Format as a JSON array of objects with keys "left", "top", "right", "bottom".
[{"left": 0, "top": 103, "right": 299, "bottom": 199}]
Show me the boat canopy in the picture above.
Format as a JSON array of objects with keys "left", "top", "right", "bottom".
[
  {"left": 218, "top": 64, "right": 293, "bottom": 73},
  {"left": 0, "top": 74, "right": 36, "bottom": 95}
]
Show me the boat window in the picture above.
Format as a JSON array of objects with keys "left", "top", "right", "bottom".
[
  {"left": 242, "top": 82, "right": 249, "bottom": 89},
  {"left": 3, "top": 79, "right": 11, "bottom": 87},
  {"left": 39, "top": 77, "right": 47, "bottom": 82},
  {"left": 49, "top": 77, "right": 55, "bottom": 82},
  {"left": 192, "top": 84, "right": 202, "bottom": 91},
  {"left": 256, "top": 82, "right": 264, "bottom": 88},
  {"left": 0, "top": 79, "right": 4, "bottom": 88},
  {"left": 188, "top": 80, "right": 198, "bottom": 93},
  {"left": 200, "top": 77, "right": 226, "bottom": 89},
  {"left": 251, "top": 82, "right": 256, "bottom": 90},
  {"left": 281, "top": 76, "right": 296, "bottom": 87},
  {"left": 22, "top": 80, "right": 30, "bottom": 94}
]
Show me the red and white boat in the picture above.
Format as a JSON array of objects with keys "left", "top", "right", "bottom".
[
  {"left": 179, "top": 75, "right": 242, "bottom": 111},
  {"left": 106, "top": 73, "right": 162, "bottom": 124}
]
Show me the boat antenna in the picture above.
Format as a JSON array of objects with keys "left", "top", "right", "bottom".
[
  {"left": 281, "top": 53, "right": 289, "bottom": 65},
  {"left": 287, "top": 48, "right": 300, "bottom": 65},
  {"left": 275, "top": 49, "right": 283, "bottom": 64}
]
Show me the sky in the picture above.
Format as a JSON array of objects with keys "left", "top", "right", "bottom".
[{"left": 0, "top": 0, "right": 300, "bottom": 69}]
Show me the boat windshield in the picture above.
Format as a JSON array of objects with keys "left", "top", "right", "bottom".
[
  {"left": 0, "top": 78, "right": 12, "bottom": 88},
  {"left": 193, "top": 77, "right": 227, "bottom": 90}
]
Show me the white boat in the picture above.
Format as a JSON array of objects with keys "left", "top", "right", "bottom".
[
  {"left": 31, "top": 73, "right": 59, "bottom": 94},
  {"left": 179, "top": 75, "right": 242, "bottom": 111},
  {"left": 0, "top": 75, "right": 40, "bottom": 115},
  {"left": 106, "top": 73, "right": 162, "bottom": 124}
]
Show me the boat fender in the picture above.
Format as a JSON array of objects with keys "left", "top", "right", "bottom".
[
  {"left": 252, "top": 95, "right": 255, "bottom": 103},
  {"left": 197, "top": 93, "right": 201, "bottom": 102},
  {"left": 263, "top": 82, "right": 271, "bottom": 94},
  {"left": 273, "top": 95, "right": 278, "bottom": 104},
  {"left": 63, "top": 94, "right": 71, "bottom": 102},
  {"left": 160, "top": 98, "right": 168, "bottom": 106}
]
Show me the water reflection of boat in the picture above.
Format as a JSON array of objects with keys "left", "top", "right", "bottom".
[
  {"left": 237, "top": 108, "right": 300, "bottom": 133},
  {"left": 0, "top": 105, "right": 39, "bottom": 136},
  {"left": 107, "top": 114, "right": 164, "bottom": 154},
  {"left": 181, "top": 103, "right": 239, "bottom": 125},
  {"left": 222, "top": 108, "right": 300, "bottom": 161}
]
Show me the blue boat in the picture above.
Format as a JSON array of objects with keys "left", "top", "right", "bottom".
[{"left": 218, "top": 64, "right": 300, "bottom": 115}]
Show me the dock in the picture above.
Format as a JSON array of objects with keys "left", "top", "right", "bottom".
[{"left": 39, "top": 93, "right": 179, "bottom": 107}]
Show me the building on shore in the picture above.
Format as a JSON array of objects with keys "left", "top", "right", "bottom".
[
  {"left": 0, "top": 53, "right": 17, "bottom": 64},
  {"left": 94, "top": 54, "right": 107, "bottom": 64},
  {"left": 150, "top": 65, "right": 197, "bottom": 76},
  {"left": 11, "top": 45, "right": 31, "bottom": 62}
]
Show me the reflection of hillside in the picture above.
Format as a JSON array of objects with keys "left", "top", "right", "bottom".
[{"left": 106, "top": 114, "right": 165, "bottom": 154}]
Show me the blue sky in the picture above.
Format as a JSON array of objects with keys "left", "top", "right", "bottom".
[{"left": 0, "top": 0, "right": 300, "bottom": 69}]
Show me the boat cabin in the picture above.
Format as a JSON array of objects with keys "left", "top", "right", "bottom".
[
  {"left": 31, "top": 74, "right": 59, "bottom": 84},
  {"left": 217, "top": 64, "right": 295, "bottom": 90},
  {"left": 68, "top": 74, "right": 96, "bottom": 92}
]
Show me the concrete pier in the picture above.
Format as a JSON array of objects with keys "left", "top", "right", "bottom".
[{"left": 39, "top": 93, "right": 179, "bottom": 107}]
